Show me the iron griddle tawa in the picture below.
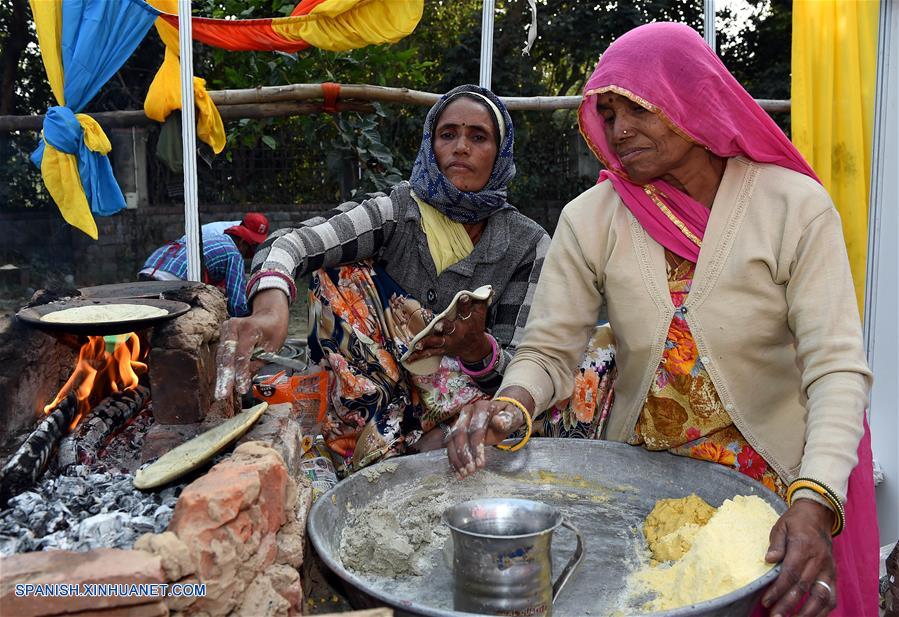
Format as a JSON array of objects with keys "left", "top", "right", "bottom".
[
  {"left": 16, "top": 297, "right": 191, "bottom": 336},
  {"left": 78, "top": 280, "right": 204, "bottom": 300}
]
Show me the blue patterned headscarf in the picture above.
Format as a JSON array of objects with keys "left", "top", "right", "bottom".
[{"left": 409, "top": 85, "right": 516, "bottom": 223}]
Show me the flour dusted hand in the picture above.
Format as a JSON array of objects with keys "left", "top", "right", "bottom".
[
  {"left": 447, "top": 385, "right": 535, "bottom": 479},
  {"left": 214, "top": 289, "right": 290, "bottom": 400},
  {"left": 405, "top": 294, "right": 492, "bottom": 364},
  {"left": 762, "top": 499, "right": 837, "bottom": 617}
]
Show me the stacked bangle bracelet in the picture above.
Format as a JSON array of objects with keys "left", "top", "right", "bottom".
[
  {"left": 460, "top": 334, "right": 499, "bottom": 378},
  {"left": 247, "top": 269, "right": 297, "bottom": 303},
  {"left": 493, "top": 396, "right": 533, "bottom": 452},
  {"left": 785, "top": 477, "right": 846, "bottom": 536}
]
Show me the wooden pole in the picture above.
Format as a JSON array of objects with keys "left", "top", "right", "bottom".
[
  {"left": 209, "top": 83, "right": 441, "bottom": 107},
  {"left": 0, "top": 83, "right": 791, "bottom": 132},
  {"left": 208, "top": 84, "right": 791, "bottom": 113},
  {"left": 0, "top": 100, "right": 376, "bottom": 131},
  {"left": 218, "top": 100, "right": 375, "bottom": 119}
]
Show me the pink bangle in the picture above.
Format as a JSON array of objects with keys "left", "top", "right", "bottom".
[
  {"left": 247, "top": 270, "right": 297, "bottom": 303},
  {"left": 460, "top": 334, "right": 499, "bottom": 378}
]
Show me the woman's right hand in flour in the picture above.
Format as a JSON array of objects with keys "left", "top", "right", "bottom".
[
  {"left": 446, "top": 387, "right": 536, "bottom": 479},
  {"left": 215, "top": 289, "right": 290, "bottom": 400},
  {"left": 761, "top": 499, "right": 837, "bottom": 617}
]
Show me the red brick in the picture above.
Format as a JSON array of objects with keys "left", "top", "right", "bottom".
[{"left": 0, "top": 549, "right": 163, "bottom": 617}]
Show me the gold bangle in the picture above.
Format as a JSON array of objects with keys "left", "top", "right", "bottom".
[
  {"left": 493, "top": 396, "right": 533, "bottom": 452},
  {"left": 786, "top": 478, "right": 845, "bottom": 536}
]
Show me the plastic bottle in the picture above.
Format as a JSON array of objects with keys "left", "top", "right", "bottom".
[{"left": 299, "top": 436, "right": 339, "bottom": 501}]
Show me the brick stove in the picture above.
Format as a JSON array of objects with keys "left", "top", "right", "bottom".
[{"left": 0, "top": 283, "right": 314, "bottom": 617}]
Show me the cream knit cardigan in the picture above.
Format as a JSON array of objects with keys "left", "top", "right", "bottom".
[{"left": 502, "top": 157, "right": 872, "bottom": 503}]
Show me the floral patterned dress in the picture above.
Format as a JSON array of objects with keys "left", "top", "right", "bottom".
[
  {"left": 534, "top": 324, "right": 617, "bottom": 439},
  {"left": 628, "top": 250, "right": 786, "bottom": 497},
  {"left": 308, "top": 260, "right": 488, "bottom": 475}
]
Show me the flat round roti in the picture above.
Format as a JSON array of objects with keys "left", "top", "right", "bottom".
[
  {"left": 133, "top": 403, "right": 268, "bottom": 490},
  {"left": 41, "top": 304, "right": 169, "bottom": 324}
]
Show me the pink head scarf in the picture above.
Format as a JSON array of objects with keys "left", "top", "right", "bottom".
[
  {"left": 578, "top": 22, "right": 819, "bottom": 261},
  {"left": 582, "top": 25, "right": 879, "bottom": 617}
]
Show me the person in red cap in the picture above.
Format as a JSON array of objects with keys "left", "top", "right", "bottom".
[
  {"left": 223, "top": 213, "right": 270, "bottom": 247},
  {"left": 139, "top": 213, "right": 270, "bottom": 316}
]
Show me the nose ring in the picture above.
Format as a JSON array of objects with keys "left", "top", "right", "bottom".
[{"left": 622, "top": 129, "right": 629, "bottom": 135}]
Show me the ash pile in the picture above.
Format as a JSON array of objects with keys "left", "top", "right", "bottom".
[{"left": 0, "top": 387, "right": 184, "bottom": 556}]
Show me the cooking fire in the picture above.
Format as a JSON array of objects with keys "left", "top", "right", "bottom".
[{"left": 0, "top": 332, "right": 178, "bottom": 556}]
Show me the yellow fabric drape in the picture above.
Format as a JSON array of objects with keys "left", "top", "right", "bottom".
[
  {"left": 77, "top": 114, "right": 112, "bottom": 154},
  {"left": 31, "top": 0, "right": 64, "bottom": 106},
  {"left": 792, "top": 0, "right": 879, "bottom": 314},
  {"left": 39, "top": 115, "right": 111, "bottom": 240},
  {"left": 31, "top": 0, "right": 104, "bottom": 239},
  {"left": 144, "top": 0, "right": 225, "bottom": 153},
  {"left": 412, "top": 192, "right": 473, "bottom": 275},
  {"left": 273, "top": 0, "right": 423, "bottom": 51}
]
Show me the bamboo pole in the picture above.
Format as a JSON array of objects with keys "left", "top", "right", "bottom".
[
  {"left": 210, "top": 84, "right": 791, "bottom": 113},
  {"left": 0, "top": 83, "right": 791, "bottom": 132},
  {"left": 209, "top": 83, "right": 442, "bottom": 106},
  {"left": 0, "top": 100, "right": 375, "bottom": 131}
]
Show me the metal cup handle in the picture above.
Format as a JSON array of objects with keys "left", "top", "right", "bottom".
[{"left": 551, "top": 519, "right": 585, "bottom": 603}]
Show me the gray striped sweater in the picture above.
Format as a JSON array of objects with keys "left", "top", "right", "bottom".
[{"left": 249, "top": 182, "right": 550, "bottom": 391}]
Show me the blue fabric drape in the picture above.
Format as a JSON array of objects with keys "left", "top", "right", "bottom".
[
  {"left": 61, "top": 0, "right": 161, "bottom": 110},
  {"left": 32, "top": 0, "right": 159, "bottom": 218}
]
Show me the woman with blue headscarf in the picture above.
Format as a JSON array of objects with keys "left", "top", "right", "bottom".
[{"left": 215, "top": 85, "right": 550, "bottom": 474}]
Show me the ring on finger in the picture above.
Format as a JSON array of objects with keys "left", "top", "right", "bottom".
[
  {"left": 813, "top": 579, "right": 834, "bottom": 601},
  {"left": 439, "top": 336, "right": 447, "bottom": 348},
  {"left": 458, "top": 312, "right": 472, "bottom": 321},
  {"left": 444, "top": 323, "right": 456, "bottom": 335},
  {"left": 440, "top": 422, "right": 455, "bottom": 444}
]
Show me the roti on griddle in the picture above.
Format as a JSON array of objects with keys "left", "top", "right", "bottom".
[{"left": 41, "top": 304, "right": 169, "bottom": 324}]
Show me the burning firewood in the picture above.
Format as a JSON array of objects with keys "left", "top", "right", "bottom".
[
  {"left": 0, "top": 392, "right": 78, "bottom": 505},
  {"left": 57, "top": 386, "right": 151, "bottom": 472}
]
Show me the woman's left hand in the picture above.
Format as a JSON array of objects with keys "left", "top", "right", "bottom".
[
  {"left": 761, "top": 499, "right": 837, "bottom": 617},
  {"left": 405, "top": 294, "right": 492, "bottom": 363}
]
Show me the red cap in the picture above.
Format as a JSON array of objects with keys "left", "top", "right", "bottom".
[{"left": 225, "top": 213, "right": 270, "bottom": 246}]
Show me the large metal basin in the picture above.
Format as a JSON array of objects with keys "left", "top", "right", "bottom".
[{"left": 308, "top": 439, "right": 785, "bottom": 617}]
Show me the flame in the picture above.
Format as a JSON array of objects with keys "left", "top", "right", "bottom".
[{"left": 43, "top": 333, "right": 148, "bottom": 429}]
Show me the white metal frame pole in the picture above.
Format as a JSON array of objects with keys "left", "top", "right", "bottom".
[
  {"left": 479, "top": 0, "right": 495, "bottom": 89},
  {"left": 704, "top": 0, "right": 716, "bottom": 51},
  {"left": 866, "top": 0, "right": 899, "bottom": 546},
  {"left": 178, "top": 0, "right": 201, "bottom": 282}
]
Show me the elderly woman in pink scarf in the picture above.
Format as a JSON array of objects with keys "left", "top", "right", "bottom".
[{"left": 446, "top": 23, "right": 878, "bottom": 617}]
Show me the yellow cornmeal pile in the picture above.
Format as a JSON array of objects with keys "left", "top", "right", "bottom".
[
  {"left": 633, "top": 494, "right": 779, "bottom": 611},
  {"left": 643, "top": 494, "right": 716, "bottom": 563}
]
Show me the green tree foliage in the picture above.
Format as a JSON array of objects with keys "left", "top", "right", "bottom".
[
  {"left": 0, "top": 0, "right": 48, "bottom": 209},
  {"left": 0, "top": 0, "right": 792, "bottom": 211},
  {"left": 186, "top": 0, "right": 438, "bottom": 202},
  {"left": 718, "top": 0, "right": 792, "bottom": 131}
]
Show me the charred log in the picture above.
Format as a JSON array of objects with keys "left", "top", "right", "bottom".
[
  {"left": 0, "top": 392, "right": 77, "bottom": 505},
  {"left": 57, "top": 386, "right": 150, "bottom": 471}
]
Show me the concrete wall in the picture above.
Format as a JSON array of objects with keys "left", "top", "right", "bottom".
[
  {"left": 0, "top": 206, "right": 325, "bottom": 289},
  {"left": 0, "top": 201, "right": 565, "bottom": 291}
]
